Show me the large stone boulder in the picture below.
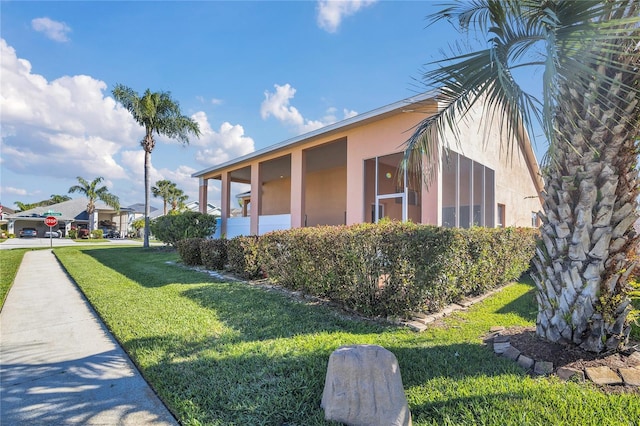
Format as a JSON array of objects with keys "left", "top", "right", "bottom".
[{"left": 321, "top": 344, "right": 412, "bottom": 426}]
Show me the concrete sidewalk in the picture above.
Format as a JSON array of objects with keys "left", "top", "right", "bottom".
[{"left": 0, "top": 250, "right": 178, "bottom": 425}]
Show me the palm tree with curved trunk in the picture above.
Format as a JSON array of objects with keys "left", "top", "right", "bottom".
[
  {"left": 404, "top": 0, "right": 639, "bottom": 353},
  {"left": 68, "top": 176, "right": 120, "bottom": 232},
  {"left": 112, "top": 85, "right": 200, "bottom": 247}
]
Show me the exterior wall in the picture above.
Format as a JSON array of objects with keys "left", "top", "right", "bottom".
[
  {"left": 441, "top": 104, "right": 542, "bottom": 227},
  {"left": 261, "top": 177, "right": 291, "bottom": 215},
  {"left": 346, "top": 110, "right": 436, "bottom": 224},
  {"left": 194, "top": 96, "right": 542, "bottom": 234},
  {"left": 305, "top": 165, "right": 347, "bottom": 226}
]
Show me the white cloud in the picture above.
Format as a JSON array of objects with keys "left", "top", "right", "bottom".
[
  {"left": 1, "top": 186, "right": 28, "bottom": 196},
  {"left": 260, "top": 83, "right": 358, "bottom": 134},
  {"left": 0, "top": 39, "right": 139, "bottom": 181},
  {"left": 191, "top": 111, "right": 255, "bottom": 166},
  {"left": 316, "top": 0, "right": 377, "bottom": 33},
  {"left": 31, "top": 17, "right": 72, "bottom": 42}
]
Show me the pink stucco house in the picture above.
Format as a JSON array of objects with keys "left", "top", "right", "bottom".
[{"left": 192, "top": 91, "right": 543, "bottom": 238}]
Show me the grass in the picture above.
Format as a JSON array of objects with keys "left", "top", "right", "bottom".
[
  {"left": 0, "top": 249, "right": 28, "bottom": 309},
  {"left": 47, "top": 246, "right": 640, "bottom": 425}
]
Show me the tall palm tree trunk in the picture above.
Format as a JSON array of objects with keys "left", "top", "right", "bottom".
[
  {"left": 533, "top": 46, "right": 640, "bottom": 352},
  {"left": 144, "top": 149, "right": 151, "bottom": 248}
]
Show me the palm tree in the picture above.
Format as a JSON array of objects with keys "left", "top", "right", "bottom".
[
  {"left": 168, "top": 190, "right": 188, "bottom": 213},
  {"left": 152, "top": 180, "right": 175, "bottom": 215},
  {"left": 404, "top": 0, "right": 639, "bottom": 353},
  {"left": 68, "top": 176, "right": 120, "bottom": 231},
  {"left": 152, "top": 179, "right": 188, "bottom": 215},
  {"left": 112, "top": 85, "right": 200, "bottom": 248},
  {"left": 48, "top": 194, "right": 71, "bottom": 205}
]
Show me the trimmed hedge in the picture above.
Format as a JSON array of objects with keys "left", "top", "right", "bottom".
[
  {"left": 179, "top": 222, "right": 537, "bottom": 318},
  {"left": 200, "top": 239, "right": 228, "bottom": 270},
  {"left": 177, "top": 238, "right": 204, "bottom": 266}
]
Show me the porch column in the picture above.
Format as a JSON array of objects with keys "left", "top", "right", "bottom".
[
  {"left": 290, "top": 150, "right": 304, "bottom": 228},
  {"left": 220, "top": 172, "right": 230, "bottom": 236},
  {"left": 250, "top": 162, "right": 260, "bottom": 235},
  {"left": 198, "top": 177, "right": 208, "bottom": 213}
]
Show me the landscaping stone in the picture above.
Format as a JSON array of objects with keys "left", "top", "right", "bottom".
[
  {"left": 493, "top": 341, "right": 511, "bottom": 354},
  {"left": 321, "top": 345, "right": 412, "bottom": 426},
  {"left": 628, "top": 351, "right": 640, "bottom": 365},
  {"left": 493, "top": 334, "right": 510, "bottom": 343},
  {"left": 585, "top": 366, "right": 622, "bottom": 385},
  {"left": 489, "top": 326, "right": 506, "bottom": 333},
  {"left": 517, "top": 355, "right": 535, "bottom": 370},
  {"left": 404, "top": 320, "right": 428, "bottom": 332},
  {"left": 533, "top": 361, "right": 554, "bottom": 375},
  {"left": 556, "top": 366, "right": 584, "bottom": 381},
  {"left": 618, "top": 368, "right": 640, "bottom": 386},
  {"left": 502, "top": 346, "right": 521, "bottom": 361}
]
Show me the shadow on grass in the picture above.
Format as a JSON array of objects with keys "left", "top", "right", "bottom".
[
  {"left": 127, "top": 332, "right": 523, "bottom": 426},
  {"left": 81, "top": 247, "right": 211, "bottom": 287},
  {"left": 495, "top": 275, "right": 537, "bottom": 323}
]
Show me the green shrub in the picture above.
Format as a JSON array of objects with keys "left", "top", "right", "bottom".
[
  {"left": 257, "top": 222, "right": 537, "bottom": 318},
  {"left": 150, "top": 211, "right": 217, "bottom": 247},
  {"left": 177, "top": 238, "right": 204, "bottom": 266},
  {"left": 227, "top": 236, "right": 263, "bottom": 279},
  {"left": 200, "top": 239, "right": 228, "bottom": 270},
  {"left": 91, "top": 229, "right": 103, "bottom": 239},
  {"left": 69, "top": 229, "right": 78, "bottom": 239}
]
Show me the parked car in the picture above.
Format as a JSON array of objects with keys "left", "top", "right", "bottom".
[
  {"left": 44, "top": 230, "right": 61, "bottom": 238},
  {"left": 77, "top": 229, "right": 90, "bottom": 239},
  {"left": 104, "top": 230, "right": 120, "bottom": 239},
  {"left": 19, "top": 228, "right": 38, "bottom": 238}
]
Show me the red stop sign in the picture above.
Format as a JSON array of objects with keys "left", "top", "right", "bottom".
[{"left": 44, "top": 216, "right": 58, "bottom": 227}]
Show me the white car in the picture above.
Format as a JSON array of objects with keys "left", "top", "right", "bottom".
[{"left": 44, "top": 230, "right": 61, "bottom": 238}]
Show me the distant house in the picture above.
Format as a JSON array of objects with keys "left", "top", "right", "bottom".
[
  {"left": 192, "top": 91, "right": 543, "bottom": 238},
  {"left": 5, "top": 199, "right": 156, "bottom": 237},
  {"left": 148, "top": 201, "right": 220, "bottom": 219}
]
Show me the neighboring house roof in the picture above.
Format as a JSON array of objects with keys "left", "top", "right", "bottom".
[
  {"left": 126, "top": 203, "right": 158, "bottom": 214},
  {"left": 149, "top": 201, "right": 221, "bottom": 218},
  {"left": 8, "top": 198, "right": 122, "bottom": 221},
  {"left": 192, "top": 91, "right": 439, "bottom": 179},
  {"left": 185, "top": 201, "right": 221, "bottom": 215}
]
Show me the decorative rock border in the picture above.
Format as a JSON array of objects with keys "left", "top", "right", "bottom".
[
  {"left": 401, "top": 286, "right": 508, "bottom": 332},
  {"left": 486, "top": 326, "right": 640, "bottom": 388}
]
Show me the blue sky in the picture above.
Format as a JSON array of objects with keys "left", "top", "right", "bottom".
[{"left": 1, "top": 1, "right": 546, "bottom": 210}]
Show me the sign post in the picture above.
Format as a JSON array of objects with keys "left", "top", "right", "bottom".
[{"left": 44, "top": 216, "right": 58, "bottom": 249}]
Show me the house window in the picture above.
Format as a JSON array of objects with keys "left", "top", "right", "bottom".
[
  {"left": 441, "top": 150, "right": 495, "bottom": 228},
  {"left": 531, "top": 211, "right": 540, "bottom": 228},
  {"left": 498, "top": 204, "right": 506, "bottom": 228},
  {"left": 364, "top": 152, "right": 421, "bottom": 223}
]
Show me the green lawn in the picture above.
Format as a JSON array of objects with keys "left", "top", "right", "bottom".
[
  {"left": 0, "top": 249, "right": 28, "bottom": 309},
  {"left": 50, "top": 246, "right": 640, "bottom": 425}
]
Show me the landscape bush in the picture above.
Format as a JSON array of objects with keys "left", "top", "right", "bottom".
[
  {"left": 150, "top": 211, "right": 217, "bottom": 247},
  {"left": 259, "top": 222, "right": 536, "bottom": 317},
  {"left": 91, "top": 229, "right": 103, "bottom": 239},
  {"left": 226, "top": 236, "right": 263, "bottom": 279},
  {"left": 177, "top": 238, "right": 204, "bottom": 266},
  {"left": 199, "top": 238, "right": 228, "bottom": 270},
  {"left": 181, "top": 222, "right": 537, "bottom": 318}
]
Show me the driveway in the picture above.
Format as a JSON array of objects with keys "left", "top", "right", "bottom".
[{"left": 0, "top": 238, "right": 143, "bottom": 250}]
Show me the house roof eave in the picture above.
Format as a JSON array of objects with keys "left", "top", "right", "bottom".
[{"left": 192, "top": 90, "right": 439, "bottom": 179}]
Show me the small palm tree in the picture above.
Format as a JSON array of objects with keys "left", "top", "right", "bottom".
[
  {"left": 112, "top": 85, "right": 200, "bottom": 248},
  {"left": 152, "top": 180, "right": 175, "bottom": 216},
  {"left": 68, "top": 176, "right": 120, "bottom": 231},
  {"left": 152, "top": 179, "right": 188, "bottom": 215},
  {"left": 404, "top": 0, "right": 639, "bottom": 353}
]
